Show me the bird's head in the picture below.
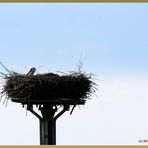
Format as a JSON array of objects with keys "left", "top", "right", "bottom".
[{"left": 30, "top": 67, "right": 36, "bottom": 71}]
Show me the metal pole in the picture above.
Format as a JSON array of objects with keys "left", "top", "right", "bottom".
[
  {"left": 39, "top": 118, "right": 56, "bottom": 145},
  {"left": 27, "top": 104, "right": 69, "bottom": 145},
  {"left": 40, "top": 105, "right": 56, "bottom": 145}
]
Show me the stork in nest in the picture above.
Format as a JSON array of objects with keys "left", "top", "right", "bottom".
[{"left": 26, "top": 67, "right": 36, "bottom": 76}]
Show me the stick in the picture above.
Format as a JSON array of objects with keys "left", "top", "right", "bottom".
[
  {"left": 70, "top": 104, "right": 76, "bottom": 115},
  {"left": 0, "top": 61, "right": 12, "bottom": 74}
]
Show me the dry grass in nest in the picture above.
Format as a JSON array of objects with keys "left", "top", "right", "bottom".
[{"left": 0, "top": 70, "right": 97, "bottom": 105}]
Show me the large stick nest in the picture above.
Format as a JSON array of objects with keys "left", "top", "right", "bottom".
[{"left": 1, "top": 70, "right": 96, "bottom": 105}]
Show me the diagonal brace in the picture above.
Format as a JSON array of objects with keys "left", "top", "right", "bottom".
[
  {"left": 27, "top": 105, "right": 42, "bottom": 120},
  {"left": 54, "top": 105, "right": 70, "bottom": 121}
]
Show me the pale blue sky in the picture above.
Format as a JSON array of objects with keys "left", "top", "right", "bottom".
[{"left": 0, "top": 3, "right": 148, "bottom": 145}]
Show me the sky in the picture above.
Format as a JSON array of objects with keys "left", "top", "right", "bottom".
[{"left": 0, "top": 3, "right": 148, "bottom": 145}]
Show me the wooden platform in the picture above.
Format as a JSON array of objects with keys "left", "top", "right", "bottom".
[{"left": 11, "top": 98, "right": 86, "bottom": 105}]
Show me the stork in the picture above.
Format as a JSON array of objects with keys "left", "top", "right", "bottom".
[{"left": 26, "top": 67, "right": 36, "bottom": 76}]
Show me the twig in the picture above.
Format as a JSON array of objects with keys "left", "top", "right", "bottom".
[
  {"left": 0, "top": 61, "right": 12, "bottom": 74},
  {"left": 70, "top": 104, "right": 76, "bottom": 115}
]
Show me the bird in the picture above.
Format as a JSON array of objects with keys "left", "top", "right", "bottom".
[{"left": 26, "top": 67, "right": 36, "bottom": 76}]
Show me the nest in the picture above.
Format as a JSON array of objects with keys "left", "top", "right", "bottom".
[{"left": 1, "top": 70, "right": 96, "bottom": 105}]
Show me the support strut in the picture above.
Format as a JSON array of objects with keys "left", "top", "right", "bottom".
[{"left": 27, "top": 104, "right": 69, "bottom": 145}]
